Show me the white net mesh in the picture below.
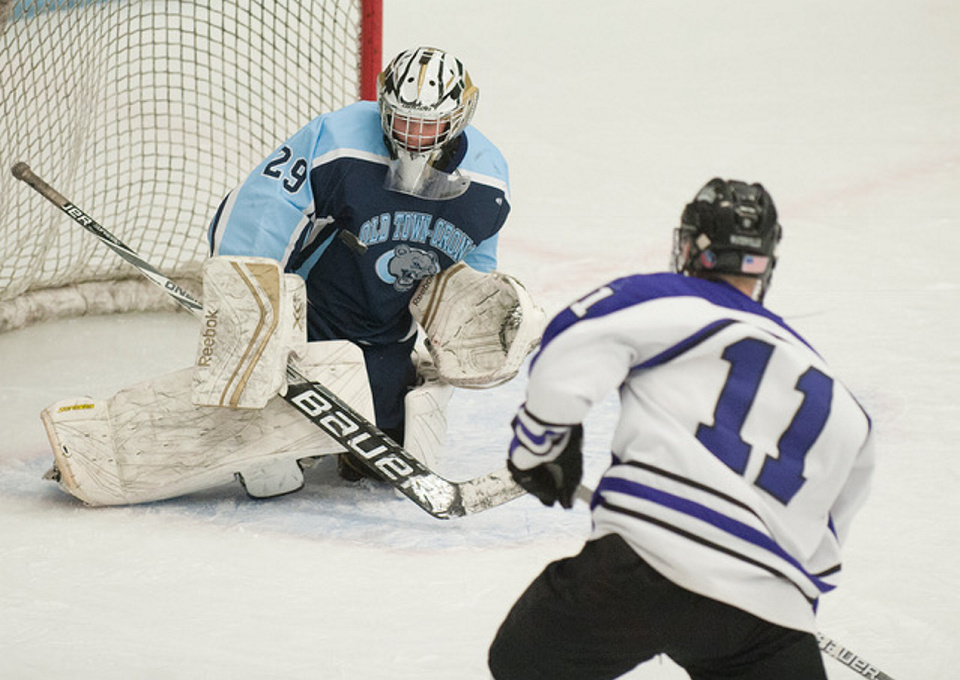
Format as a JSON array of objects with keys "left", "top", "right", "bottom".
[{"left": 0, "top": 0, "right": 370, "bottom": 332}]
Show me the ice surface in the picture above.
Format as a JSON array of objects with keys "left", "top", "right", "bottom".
[{"left": 2, "top": 1, "right": 958, "bottom": 678}]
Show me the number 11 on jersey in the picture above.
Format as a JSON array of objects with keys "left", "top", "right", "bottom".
[{"left": 696, "top": 337, "right": 833, "bottom": 505}]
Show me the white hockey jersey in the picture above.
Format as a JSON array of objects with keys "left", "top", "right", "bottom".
[{"left": 522, "top": 272, "right": 875, "bottom": 633}]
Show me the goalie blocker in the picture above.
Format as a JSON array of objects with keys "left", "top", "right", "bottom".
[{"left": 191, "top": 256, "right": 306, "bottom": 409}]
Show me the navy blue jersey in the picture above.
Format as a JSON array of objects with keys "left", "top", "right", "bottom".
[{"left": 208, "top": 101, "right": 511, "bottom": 346}]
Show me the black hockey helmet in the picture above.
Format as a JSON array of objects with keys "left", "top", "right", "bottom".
[{"left": 672, "top": 178, "right": 782, "bottom": 301}]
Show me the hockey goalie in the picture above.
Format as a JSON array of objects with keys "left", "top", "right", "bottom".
[{"left": 41, "top": 257, "right": 545, "bottom": 506}]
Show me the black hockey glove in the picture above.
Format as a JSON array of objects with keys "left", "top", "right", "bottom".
[{"left": 508, "top": 424, "right": 583, "bottom": 509}]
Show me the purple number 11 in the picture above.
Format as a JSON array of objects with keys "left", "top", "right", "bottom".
[{"left": 696, "top": 337, "right": 833, "bottom": 504}]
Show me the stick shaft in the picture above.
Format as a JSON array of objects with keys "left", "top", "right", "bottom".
[
  {"left": 11, "top": 162, "right": 203, "bottom": 315},
  {"left": 817, "top": 632, "right": 896, "bottom": 680}
]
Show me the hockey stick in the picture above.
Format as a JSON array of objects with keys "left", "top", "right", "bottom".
[
  {"left": 12, "top": 161, "right": 526, "bottom": 518},
  {"left": 816, "top": 632, "right": 898, "bottom": 680},
  {"left": 578, "top": 485, "right": 896, "bottom": 679}
]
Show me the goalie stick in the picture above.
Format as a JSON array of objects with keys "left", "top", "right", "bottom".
[
  {"left": 576, "top": 487, "right": 897, "bottom": 680},
  {"left": 11, "top": 161, "right": 526, "bottom": 519}
]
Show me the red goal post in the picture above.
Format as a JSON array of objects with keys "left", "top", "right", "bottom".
[{"left": 0, "top": 0, "right": 382, "bottom": 332}]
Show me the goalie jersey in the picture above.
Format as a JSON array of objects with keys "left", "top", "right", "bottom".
[
  {"left": 207, "top": 100, "right": 510, "bottom": 346},
  {"left": 524, "top": 273, "right": 875, "bottom": 634}
]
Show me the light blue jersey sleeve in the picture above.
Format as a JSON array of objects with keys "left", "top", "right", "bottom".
[
  {"left": 208, "top": 117, "right": 325, "bottom": 265},
  {"left": 459, "top": 126, "right": 510, "bottom": 194},
  {"left": 463, "top": 233, "right": 499, "bottom": 272},
  {"left": 458, "top": 125, "right": 510, "bottom": 273}
]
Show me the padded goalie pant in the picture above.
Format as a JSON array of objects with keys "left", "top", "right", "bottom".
[
  {"left": 300, "top": 332, "right": 413, "bottom": 442},
  {"left": 356, "top": 334, "right": 418, "bottom": 439},
  {"left": 488, "top": 534, "right": 827, "bottom": 680},
  {"left": 309, "top": 311, "right": 417, "bottom": 437}
]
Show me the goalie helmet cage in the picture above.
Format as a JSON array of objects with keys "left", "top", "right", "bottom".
[{"left": 0, "top": 0, "right": 382, "bottom": 333}]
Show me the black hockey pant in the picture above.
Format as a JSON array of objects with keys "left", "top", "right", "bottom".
[{"left": 488, "top": 533, "right": 827, "bottom": 680}]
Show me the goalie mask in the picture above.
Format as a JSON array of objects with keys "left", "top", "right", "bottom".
[
  {"left": 672, "top": 178, "right": 782, "bottom": 302},
  {"left": 378, "top": 46, "right": 479, "bottom": 199}
]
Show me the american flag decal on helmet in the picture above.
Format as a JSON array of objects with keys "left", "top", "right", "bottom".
[{"left": 742, "top": 255, "right": 769, "bottom": 274}]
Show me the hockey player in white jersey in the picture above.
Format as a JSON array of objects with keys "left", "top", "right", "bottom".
[{"left": 489, "top": 178, "right": 875, "bottom": 679}]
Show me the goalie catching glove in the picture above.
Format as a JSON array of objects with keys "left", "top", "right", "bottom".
[
  {"left": 192, "top": 256, "right": 307, "bottom": 408},
  {"left": 410, "top": 263, "right": 546, "bottom": 388},
  {"left": 508, "top": 405, "right": 583, "bottom": 509}
]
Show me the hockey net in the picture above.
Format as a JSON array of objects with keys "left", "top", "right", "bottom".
[{"left": 0, "top": 0, "right": 382, "bottom": 333}]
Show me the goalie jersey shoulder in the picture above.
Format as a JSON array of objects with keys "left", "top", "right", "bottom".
[
  {"left": 210, "top": 101, "right": 510, "bottom": 262},
  {"left": 311, "top": 101, "right": 509, "bottom": 197}
]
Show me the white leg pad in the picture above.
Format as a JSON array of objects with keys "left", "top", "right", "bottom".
[
  {"left": 42, "top": 341, "right": 373, "bottom": 506},
  {"left": 402, "top": 369, "right": 454, "bottom": 470}
]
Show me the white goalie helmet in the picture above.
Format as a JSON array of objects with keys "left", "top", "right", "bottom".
[{"left": 378, "top": 47, "right": 479, "bottom": 198}]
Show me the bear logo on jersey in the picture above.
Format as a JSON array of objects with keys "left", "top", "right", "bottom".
[{"left": 376, "top": 245, "right": 441, "bottom": 291}]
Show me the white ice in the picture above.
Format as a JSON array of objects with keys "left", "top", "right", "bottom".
[{"left": 1, "top": 1, "right": 957, "bottom": 678}]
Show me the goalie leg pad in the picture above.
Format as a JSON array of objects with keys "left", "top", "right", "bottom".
[
  {"left": 410, "top": 263, "right": 546, "bottom": 388},
  {"left": 42, "top": 341, "right": 374, "bottom": 506},
  {"left": 192, "top": 256, "right": 307, "bottom": 409},
  {"left": 402, "top": 363, "right": 455, "bottom": 470}
]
